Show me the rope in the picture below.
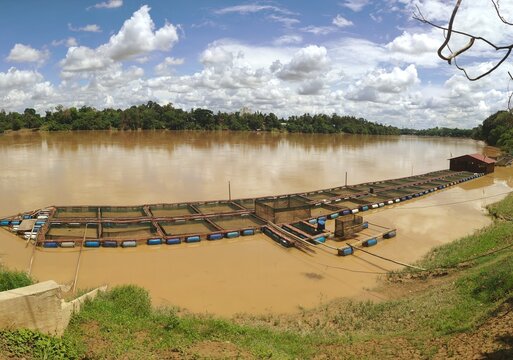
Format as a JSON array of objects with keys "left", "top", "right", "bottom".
[
  {"left": 395, "top": 190, "right": 513, "bottom": 210},
  {"left": 348, "top": 243, "right": 427, "bottom": 271}
]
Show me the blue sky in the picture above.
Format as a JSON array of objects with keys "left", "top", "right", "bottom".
[{"left": 1, "top": 0, "right": 512, "bottom": 128}]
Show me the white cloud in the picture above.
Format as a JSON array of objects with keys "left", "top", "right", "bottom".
[
  {"left": 93, "top": 0, "right": 123, "bottom": 9},
  {"left": 386, "top": 31, "right": 438, "bottom": 54},
  {"left": 214, "top": 4, "right": 293, "bottom": 15},
  {"left": 276, "top": 45, "right": 330, "bottom": 81},
  {"left": 0, "top": 68, "right": 44, "bottom": 91},
  {"left": 60, "top": 5, "right": 179, "bottom": 73},
  {"left": 341, "top": 0, "right": 369, "bottom": 12},
  {"left": 273, "top": 35, "right": 303, "bottom": 46},
  {"left": 332, "top": 14, "right": 353, "bottom": 28},
  {"left": 68, "top": 23, "right": 102, "bottom": 32},
  {"left": 301, "top": 26, "right": 336, "bottom": 35},
  {"left": 347, "top": 65, "right": 420, "bottom": 102},
  {"left": 267, "top": 14, "right": 300, "bottom": 28},
  {"left": 52, "top": 37, "right": 78, "bottom": 47},
  {"left": 154, "top": 57, "right": 184, "bottom": 75},
  {"left": 6, "top": 44, "right": 50, "bottom": 65},
  {"left": 298, "top": 79, "right": 325, "bottom": 95}
]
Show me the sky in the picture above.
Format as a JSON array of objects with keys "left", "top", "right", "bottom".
[{"left": 1, "top": 0, "right": 513, "bottom": 129}]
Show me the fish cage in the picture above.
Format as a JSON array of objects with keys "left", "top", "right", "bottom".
[
  {"left": 100, "top": 206, "right": 147, "bottom": 219},
  {"left": 45, "top": 223, "right": 99, "bottom": 240},
  {"left": 255, "top": 195, "right": 311, "bottom": 224},
  {"left": 288, "top": 221, "right": 321, "bottom": 237},
  {"left": 194, "top": 201, "right": 243, "bottom": 214},
  {"left": 233, "top": 199, "right": 256, "bottom": 211},
  {"left": 159, "top": 219, "right": 219, "bottom": 236},
  {"left": 328, "top": 187, "right": 366, "bottom": 197},
  {"left": 310, "top": 204, "right": 341, "bottom": 217},
  {"left": 149, "top": 203, "right": 198, "bottom": 218},
  {"left": 101, "top": 221, "right": 158, "bottom": 239},
  {"left": 210, "top": 214, "right": 266, "bottom": 231},
  {"left": 334, "top": 214, "right": 365, "bottom": 239},
  {"left": 302, "top": 191, "right": 339, "bottom": 201},
  {"left": 53, "top": 207, "right": 98, "bottom": 219}
]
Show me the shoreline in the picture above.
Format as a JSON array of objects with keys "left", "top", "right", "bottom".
[{"left": 1, "top": 168, "right": 510, "bottom": 317}]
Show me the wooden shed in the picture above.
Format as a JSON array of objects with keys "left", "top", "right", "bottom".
[{"left": 449, "top": 153, "right": 495, "bottom": 174}]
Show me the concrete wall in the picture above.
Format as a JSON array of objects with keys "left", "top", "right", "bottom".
[{"left": 0, "top": 280, "right": 106, "bottom": 336}]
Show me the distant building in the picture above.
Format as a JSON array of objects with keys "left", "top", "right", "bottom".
[{"left": 449, "top": 153, "right": 495, "bottom": 174}]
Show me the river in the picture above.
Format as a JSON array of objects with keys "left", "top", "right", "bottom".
[{"left": 0, "top": 130, "right": 511, "bottom": 315}]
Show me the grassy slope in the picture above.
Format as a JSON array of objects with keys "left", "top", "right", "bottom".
[{"left": 1, "top": 195, "right": 513, "bottom": 359}]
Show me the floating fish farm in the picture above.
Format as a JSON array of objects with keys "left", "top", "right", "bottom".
[{"left": 0, "top": 170, "right": 483, "bottom": 252}]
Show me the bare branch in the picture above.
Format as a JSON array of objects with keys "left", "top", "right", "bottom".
[
  {"left": 491, "top": 0, "right": 513, "bottom": 26},
  {"left": 414, "top": 0, "right": 513, "bottom": 81},
  {"left": 436, "top": 0, "right": 463, "bottom": 62}
]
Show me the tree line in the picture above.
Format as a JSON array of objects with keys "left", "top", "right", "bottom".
[
  {"left": 0, "top": 101, "right": 484, "bottom": 140},
  {"left": 472, "top": 110, "right": 513, "bottom": 152}
]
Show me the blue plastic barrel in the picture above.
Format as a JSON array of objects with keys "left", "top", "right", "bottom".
[
  {"left": 315, "top": 236, "right": 326, "bottom": 243},
  {"left": 407, "top": 195, "right": 413, "bottom": 199},
  {"left": 383, "top": 231, "right": 396, "bottom": 239},
  {"left": 338, "top": 247, "right": 353, "bottom": 256},
  {"left": 308, "top": 218, "right": 318, "bottom": 224},
  {"left": 208, "top": 233, "right": 223, "bottom": 240},
  {"left": 102, "top": 240, "right": 118, "bottom": 248},
  {"left": 363, "top": 238, "right": 378, "bottom": 247},
  {"left": 242, "top": 229, "right": 254, "bottom": 236},
  {"left": 43, "top": 242, "right": 58, "bottom": 248},
  {"left": 226, "top": 231, "right": 240, "bottom": 238},
  {"left": 186, "top": 235, "right": 201, "bottom": 243},
  {"left": 0, "top": 220, "right": 9, "bottom": 226},
  {"left": 121, "top": 240, "right": 137, "bottom": 248},
  {"left": 147, "top": 238, "right": 162, "bottom": 245},
  {"left": 360, "top": 205, "right": 369, "bottom": 211},
  {"left": 342, "top": 209, "right": 351, "bottom": 215},
  {"left": 362, "top": 222, "right": 369, "bottom": 229},
  {"left": 318, "top": 216, "right": 327, "bottom": 222},
  {"left": 166, "top": 238, "right": 181, "bottom": 245},
  {"left": 23, "top": 215, "right": 31, "bottom": 219},
  {"left": 84, "top": 240, "right": 100, "bottom": 247},
  {"left": 11, "top": 221, "right": 21, "bottom": 225},
  {"left": 401, "top": 197, "right": 407, "bottom": 201},
  {"left": 329, "top": 213, "right": 339, "bottom": 220}
]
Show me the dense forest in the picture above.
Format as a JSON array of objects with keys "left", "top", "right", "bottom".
[
  {"left": 0, "top": 102, "right": 508, "bottom": 149},
  {"left": 471, "top": 110, "right": 513, "bottom": 152},
  {"left": 0, "top": 102, "right": 401, "bottom": 135},
  {"left": 0, "top": 102, "right": 475, "bottom": 136}
]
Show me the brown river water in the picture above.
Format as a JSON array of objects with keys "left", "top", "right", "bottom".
[{"left": 0, "top": 131, "right": 512, "bottom": 316}]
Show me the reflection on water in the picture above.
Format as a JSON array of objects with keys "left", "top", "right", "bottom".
[
  {"left": 0, "top": 130, "right": 505, "bottom": 316},
  {"left": 0, "top": 131, "right": 484, "bottom": 216}
]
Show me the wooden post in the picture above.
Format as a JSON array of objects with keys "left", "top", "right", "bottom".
[
  {"left": 345, "top": 171, "right": 348, "bottom": 186},
  {"left": 72, "top": 223, "right": 88, "bottom": 293},
  {"left": 228, "top": 181, "right": 231, "bottom": 201}
]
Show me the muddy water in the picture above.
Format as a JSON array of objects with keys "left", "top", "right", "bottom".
[{"left": 0, "top": 131, "right": 510, "bottom": 316}]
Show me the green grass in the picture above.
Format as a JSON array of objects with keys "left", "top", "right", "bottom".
[
  {"left": 0, "top": 265, "right": 33, "bottom": 292},
  {"left": 0, "top": 329, "right": 79, "bottom": 360},
  {"left": 61, "top": 285, "right": 325, "bottom": 359}
]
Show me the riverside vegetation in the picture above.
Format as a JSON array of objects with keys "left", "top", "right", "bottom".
[
  {"left": 0, "top": 193, "right": 513, "bottom": 358},
  {"left": 0, "top": 102, "right": 475, "bottom": 137}
]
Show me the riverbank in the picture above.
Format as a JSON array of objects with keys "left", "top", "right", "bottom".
[
  {"left": 2, "top": 181, "right": 513, "bottom": 358},
  {"left": 0, "top": 168, "right": 510, "bottom": 315}
]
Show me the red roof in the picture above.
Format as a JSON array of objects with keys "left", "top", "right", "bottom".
[{"left": 450, "top": 153, "right": 496, "bottom": 164}]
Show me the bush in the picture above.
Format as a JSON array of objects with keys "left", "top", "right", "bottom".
[
  {"left": 0, "top": 329, "right": 79, "bottom": 359},
  {"left": 0, "top": 269, "right": 33, "bottom": 291}
]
